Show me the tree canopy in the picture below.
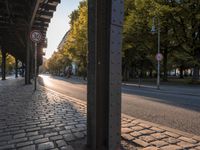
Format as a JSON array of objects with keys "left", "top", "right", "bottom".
[
  {"left": 47, "top": 0, "right": 200, "bottom": 82},
  {"left": 0, "top": 50, "right": 15, "bottom": 74},
  {"left": 46, "top": 0, "right": 87, "bottom": 77}
]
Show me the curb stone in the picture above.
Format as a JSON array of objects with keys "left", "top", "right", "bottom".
[{"left": 42, "top": 85, "right": 200, "bottom": 149}]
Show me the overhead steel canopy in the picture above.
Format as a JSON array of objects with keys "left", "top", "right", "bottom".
[{"left": 0, "top": 0, "right": 60, "bottom": 62}]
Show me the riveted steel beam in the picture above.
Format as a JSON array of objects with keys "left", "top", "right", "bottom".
[
  {"left": 25, "top": 31, "right": 31, "bottom": 84},
  {"left": 30, "top": 0, "right": 41, "bottom": 29},
  {"left": 1, "top": 49, "right": 6, "bottom": 80},
  {"left": 87, "top": 0, "right": 124, "bottom": 149},
  {"left": 15, "top": 58, "right": 18, "bottom": 78},
  {"left": 87, "top": 0, "right": 96, "bottom": 149}
]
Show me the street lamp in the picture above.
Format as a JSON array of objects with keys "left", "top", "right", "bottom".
[{"left": 151, "top": 17, "right": 161, "bottom": 90}]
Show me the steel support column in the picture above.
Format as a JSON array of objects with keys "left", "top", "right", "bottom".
[
  {"left": 1, "top": 50, "right": 6, "bottom": 80},
  {"left": 25, "top": 36, "right": 31, "bottom": 84},
  {"left": 87, "top": 0, "right": 96, "bottom": 149},
  {"left": 22, "top": 63, "right": 25, "bottom": 77},
  {"left": 30, "top": 42, "right": 34, "bottom": 80},
  {"left": 15, "top": 58, "right": 18, "bottom": 78},
  {"left": 87, "top": 0, "right": 124, "bottom": 150}
]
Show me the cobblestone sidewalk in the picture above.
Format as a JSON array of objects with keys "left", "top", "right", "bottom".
[
  {"left": 1, "top": 78, "right": 200, "bottom": 150},
  {"left": 0, "top": 79, "right": 86, "bottom": 150},
  {"left": 121, "top": 115, "right": 200, "bottom": 150}
]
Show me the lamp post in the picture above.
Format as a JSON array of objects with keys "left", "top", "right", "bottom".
[{"left": 151, "top": 17, "right": 161, "bottom": 90}]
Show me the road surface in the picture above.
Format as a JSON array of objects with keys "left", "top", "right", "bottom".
[{"left": 39, "top": 74, "right": 200, "bottom": 136}]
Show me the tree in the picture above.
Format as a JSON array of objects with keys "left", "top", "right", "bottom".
[
  {"left": 0, "top": 50, "right": 15, "bottom": 74},
  {"left": 63, "top": 0, "right": 88, "bottom": 78},
  {"left": 123, "top": 0, "right": 200, "bottom": 82},
  {"left": 123, "top": 0, "right": 159, "bottom": 80},
  {"left": 168, "top": 1, "right": 200, "bottom": 81}
]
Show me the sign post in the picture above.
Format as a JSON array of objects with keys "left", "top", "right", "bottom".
[
  {"left": 156, "top": 53, "right": 163, "bottom": 62},
  {"left": 30, "top": 30, "right": 42, "bottom": 91},
  {"left": 155, "top": 52, "right": 163, "bottom": 90}
]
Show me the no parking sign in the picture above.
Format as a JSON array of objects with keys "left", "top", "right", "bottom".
[
  {"left": 30, "top": 30, "right": 42, "bottom": 43},
  {"left": 30, "top": 30, "right": 42, "bottom": 91},
  {"left": 156, "top": 53, "right": 163, "bottom": 61}
]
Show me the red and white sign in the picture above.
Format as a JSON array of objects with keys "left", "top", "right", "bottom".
[
  {"left": 156, "top": 53, "right": 163, "bottom": 61},
  {"left": 30, "top": 30, "right": 42, "bottom": 43}
]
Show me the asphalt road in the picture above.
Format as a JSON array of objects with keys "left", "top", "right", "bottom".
[{"left": 39, "top": 74, "right": 200, "bottom": 136}]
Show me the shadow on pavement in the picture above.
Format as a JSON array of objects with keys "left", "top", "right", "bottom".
[{"left": 0, "top": 77, "right": 87, "bottom": 149}]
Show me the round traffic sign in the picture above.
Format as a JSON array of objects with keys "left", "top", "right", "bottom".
[
  {"left": 156, "top": 53, "right": 163, "bottom": 61},
  {"left": 18, "top": 61, "right": 22, "bottom": 67},
  {"left": 30, "top": 30, "right": 42, "bottom": 43}
]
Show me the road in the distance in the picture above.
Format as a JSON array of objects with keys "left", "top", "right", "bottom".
[{"left": 39, "top": 74, "right": 200, "bottom": 135}]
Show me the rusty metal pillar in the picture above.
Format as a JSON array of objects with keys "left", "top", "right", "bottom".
[
  {"left": 30, "top": 42, "right": 34, "bottom": 80},
  {"left": 15, "top": 58, "right": 18, "bottom": 78},
  {"left": 22, "top": 63, "right": 25, "bottom": 77},
  {"left": 87, "top": 0, "right": 96, "bottom": 149},
  {"left": 25, "top": 36, "right": 31, "bottom": 84},
  {"left": 1, "top": 50, "right": 6, "bottom": 80},
  {"left": 87, "top": 0, "right": 124, "bottom": 150}
]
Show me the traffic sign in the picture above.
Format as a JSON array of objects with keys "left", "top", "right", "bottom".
[
  {"left": 18, "top": 61, "right": 22, "bottom": 67},
  {"left": 30, "top": 30, "right": 42, "bottom": 91},
  {"left": 156, "top": 53, "right": 163, "bottom": 61},
  {"left": 30, "top": 30, "right": 42, "bottom": 43}
]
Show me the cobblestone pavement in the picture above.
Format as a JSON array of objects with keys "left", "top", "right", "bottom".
[
  {"left": 121, "top": 115, "right": 200, "bottom": 150},
  {"left": 0, "top": 79, "right": 86, "bottom": 150},
  {"left": 1, "top": 78, "right": 200, "bottom": 150}
]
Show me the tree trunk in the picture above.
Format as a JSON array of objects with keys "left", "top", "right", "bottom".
[
  {"left": 123, "top": 66, "right": 129, "bottom": 81},
  {"left": 163, "top": 49, "right": 168, "bottom": 81},
  {"left": 179, "top": 66, "right": 184, "bottom": 79},
  {"left": 149, "top": 69, "right": 153, "bottom": 78},
  {"left": 192, "top": 48, "right": 200, "bottom": 81},
  {"left": 192, "top": 65, "right": 199, "bottom": 81},
  {"left": 122, "top": 65, "right": 126, "bottom": 81},
  {"left": 126, "top": 68, "right": 130, "bottom": 81}
]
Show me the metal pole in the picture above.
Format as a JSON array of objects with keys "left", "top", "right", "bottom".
[
  {"left": 138, "top": 70, "right": 141, "bottom": 88},
  {"left": 87, "top": 0, "right": 123, "bottom": 149},
  {"left": 15, "top": 58, "right": 18, "bottom": 78},
  {"left": 157, "top": 18, "right": 160, "bottom": 90},
  {"left": 34, "top": 42, "right": 37, "bottom": 91},
  {"left": 87, "top": 0, "right": 96, "bottom": 148},
  {"left": 1, "top": 50, "right": 6, "bottom": 80},
  {"left": 25, "top": 37, "right": 31, "bottom": 84}
]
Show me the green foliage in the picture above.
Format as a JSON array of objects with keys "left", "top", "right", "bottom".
[
  {"left": 123, "top": 0, "right": 200, "bottom": 80},
  {"left": 47, "top": 0, "right": 200, "bottom": 80},
  {"left": 67, "top": 0, "right": 88, "bottom": 77},
  {"left": 47, "top": 0, "right": 88, "bottom": 77},
  {"left": 0, "top": 50, "right": 15, "bottom": 73},
  {"left": 47, "top": 51, "right": 71, "bottom": 75}
]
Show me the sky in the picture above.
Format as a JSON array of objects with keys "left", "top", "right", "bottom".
[{"left": 44, "top": 0, "right": 81, "bottom": 59}]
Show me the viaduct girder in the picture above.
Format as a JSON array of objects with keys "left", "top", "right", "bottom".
[{"left": 0, "top": 0, "right": 60, "bottom": 63}]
